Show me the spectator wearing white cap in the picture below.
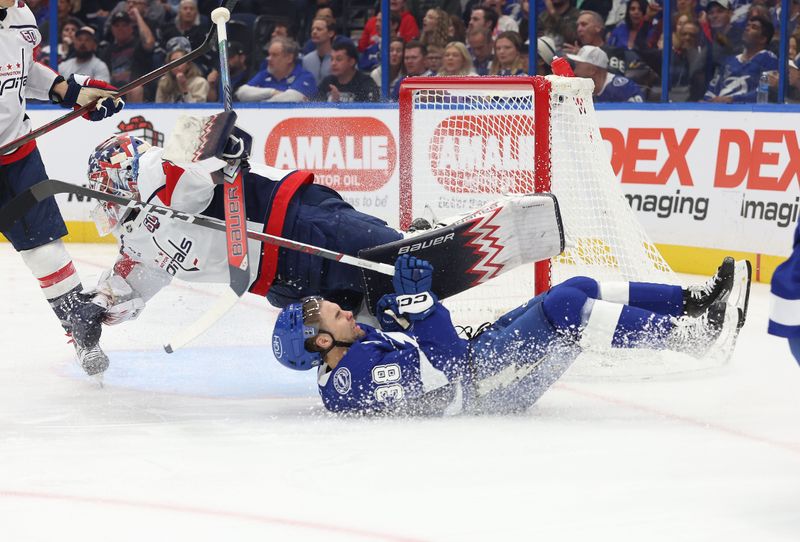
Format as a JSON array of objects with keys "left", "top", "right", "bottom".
[
  {"left": 567, "top": 45, "right": 644, "bottom": 102},
  {"left": 535, "top": 36, "right": 556, "bottom": 75},
  {"left": 58, "top": 26, "right": 111, "bottom": 82}
]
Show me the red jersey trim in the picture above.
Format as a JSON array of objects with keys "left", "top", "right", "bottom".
[
  {"left": 37, "top": 261, "right": 76, "bottom": 288},
  {"left": 0, "top": 140, "right": 36, "bottom": 165},
  {"left": 249, "top": 170, "right": 314, "bottom": 296},
  {"left": 159, "top": 161, "right": 186, "bottom": 206}
]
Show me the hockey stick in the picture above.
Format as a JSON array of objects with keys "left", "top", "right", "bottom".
[
  {"left": 0, "top": 0, "right": 239, "bottom": 157},
  {"left": 163, "top": 5, "right": 250, "bottom": 353},
  {"left": 0, "top": 179, "right": 394, "bottom": 275}
]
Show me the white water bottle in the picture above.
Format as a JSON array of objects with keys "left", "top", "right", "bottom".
[{"left": 757, "top": 72, "right": 769, "bottom": 104}]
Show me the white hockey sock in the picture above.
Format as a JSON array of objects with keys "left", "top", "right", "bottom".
[
  {"left": 579, "top": 299, "right": 624, "bottom": 349},
  {"left": 597, "top": 282, "right": 630, "bottom": 304},
  {"left": 19, "top": 240, "right": 82, "bottom": 301}
]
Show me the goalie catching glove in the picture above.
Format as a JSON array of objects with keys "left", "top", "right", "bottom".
[
  {"left": 54, "top": 74, "right": 125, "bottom": 121},
  {"left": 86, "top": 271, "right": 145, "bottom": 326}
]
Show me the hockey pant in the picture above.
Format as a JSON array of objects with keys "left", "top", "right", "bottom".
[
  {"left": 0, "top": 148, "right": 68, "bottom": 250},
  {"left": 269, "top": 184, "right": 403, "bottom": 311}
]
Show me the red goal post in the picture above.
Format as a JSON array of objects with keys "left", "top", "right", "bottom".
[
  {"left": 399, "top": 76, "right": 555, "bottom": 296},
  {"left": 398, "top": 75, "right": 675, "bottom": 317}
]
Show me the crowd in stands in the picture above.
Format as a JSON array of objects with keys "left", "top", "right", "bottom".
[{"left": 34, "top": 0, "right": 800, "bottom": 104}]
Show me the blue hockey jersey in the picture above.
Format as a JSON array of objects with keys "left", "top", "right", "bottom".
[
  {"left": 317, "top": 303, "right": 469, "bottom": 415},
  {"left": 595, "top": 73, "right": 644, "bottom": 103},
  {"left": 769, "top": 220, "right": 800, "bottom": 341},
  {"left": 703, "top": 50, "right": 779, "bottom": 103}
]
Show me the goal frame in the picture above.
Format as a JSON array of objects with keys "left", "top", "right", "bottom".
[{"left": 398, "top": 76, "right": 555, "bottom": 294}]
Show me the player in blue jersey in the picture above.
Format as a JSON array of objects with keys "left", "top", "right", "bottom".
[
  {"left": 235, "top": 36, "right": 316, "bottom": 103},
  {"left": 703, "top": 15, "right": 778, "bottom": 103},
  {"left": 567, "top": 45, "right": 644, "bottom": 103},
  {"left": 272, "top": 255, "right": 751, "bottom": 416},
  {"left": 768, "top": 219, "right": 800, "bottom": 365},
  {"left": 0, "top": 0, "right": 124, "bottom": 378}
]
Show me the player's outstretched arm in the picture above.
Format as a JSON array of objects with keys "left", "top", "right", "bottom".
[{"left": 50, "top": 74, "right": 125, "bottom": 121}]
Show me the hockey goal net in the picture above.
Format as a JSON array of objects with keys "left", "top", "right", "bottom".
[{"left": 399, "top": 75, "right": 676, "bottom": 325}]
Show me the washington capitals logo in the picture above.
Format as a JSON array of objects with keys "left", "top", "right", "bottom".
[{"left": 462, "top": 207, "right": 505, "bottom": 285}]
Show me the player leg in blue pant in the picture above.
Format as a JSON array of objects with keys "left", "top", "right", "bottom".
[
  {"left": 468, "top": 276, "right": 729, "bottom": 414},
  {"left": 269, "top": 184, "right": 403, "bottom": 311}
]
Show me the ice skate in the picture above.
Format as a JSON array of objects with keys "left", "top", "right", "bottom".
[
  {"left": 683, "top": 257, "right": 735, "bottom": 317},
  {"left": 668, "top": 302, "right": 727, "bottom": 357},
  {"left": 72, "top": 341, "right": 109, "bottom": 383},
  {"left": 66, "top": 295, "right": 109, "bottom": 379}
]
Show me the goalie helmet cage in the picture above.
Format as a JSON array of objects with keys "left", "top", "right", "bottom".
[{"left": 398, "top": 75, "right": 677, "bottom": 325}]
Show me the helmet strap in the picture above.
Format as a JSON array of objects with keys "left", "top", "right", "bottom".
[{"left": 316, "top": 330, "right": 353, "bottom": 362}]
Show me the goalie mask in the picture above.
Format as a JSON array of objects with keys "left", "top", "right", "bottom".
[{"left": 87, "top": 134, "right": 152, "bottom": 235}]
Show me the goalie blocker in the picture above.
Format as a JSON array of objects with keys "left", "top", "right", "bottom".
[{"left": 360, "top": 193, "right": 565, "bottom": 315}]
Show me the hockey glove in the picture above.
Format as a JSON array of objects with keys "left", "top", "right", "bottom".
[
  {"left": 380, "top": 292, "right": 438, "bottom": 325},
  {"left": 393, "top": 255, "right": 434, "bottom": 295},
  {"left": 58, "top": 75, "right": 125, "bottom": 121},
  {"left": 88, "top": 272, "right": 145, "bottom": 326},
  {"left": 219, "top": 126, "right": 253, "bottom": 161}
]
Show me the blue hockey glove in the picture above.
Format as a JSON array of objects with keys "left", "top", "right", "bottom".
[
  {"left": 393, "top": 254, "right": 434, "bottom": 295},
  {"left": 376, "top": 294, "right": 410, "bottom": 331},
  {"left": 396, "top": 292, "right": 438, "bottom": 322},
  {"left": 58, "top": 75, "right": 125, "bottom": 121}
]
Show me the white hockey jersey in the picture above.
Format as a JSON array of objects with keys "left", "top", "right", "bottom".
[
  {"left": 0, "top": 3, "right": 59, "bottom": 158},
  {"left": 110, "top": 146, "right": 298, "bottom": 302}
]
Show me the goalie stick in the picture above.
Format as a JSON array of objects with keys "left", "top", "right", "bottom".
[
  {"left": 163, "top": 5, "right": 250, "bottom": 353},
  {"left": 0, "top": 0, "right": 239, "bottom": 157},
  {"left": 0, "top": 180, "right": 394, "bottom": 276}
]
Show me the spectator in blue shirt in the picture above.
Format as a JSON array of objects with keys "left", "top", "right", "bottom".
[
  {"left": 235, "top": 37, "right": 316, "bottom": 103},
  {"left": 568, "top": 45, "right": 644, "bottom": 102},
  {"left": 704, "top": 15, "right": 778, "bottom": 103}
]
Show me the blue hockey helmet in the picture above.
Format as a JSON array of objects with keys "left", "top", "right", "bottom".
[
  {"left": 272, "top": 297, "right": 325, "bottom": 371},
  {"left": 87, "top": 134, "right": 152, "bottom": 235}
]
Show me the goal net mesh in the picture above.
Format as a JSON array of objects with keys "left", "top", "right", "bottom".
[
  {"left": 402, "top": 76, "right": 676, "bottom": 326},
  {"left": 400, "top": 76, "right": 740, "bottom": 376}
]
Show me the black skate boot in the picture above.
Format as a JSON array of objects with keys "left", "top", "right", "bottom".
[
  {"left": 52, "top": 287, "right": 109, "bottom": 377},
  {"left": 683, "top": 257, "right": 735, "bottom": 317},
  {"left": 668, "top": 302, "right": 727, "bottom": 357}
]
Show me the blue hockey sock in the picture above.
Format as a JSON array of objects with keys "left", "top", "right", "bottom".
[
  {"left": 789, "top": 337, "right": 800, "bottom": 366},
  {"left": 599, "top": 281, "right": 683, "bottom": 317},
  {"left": 580, "top": 299, "right": 672, "bottom": 349}
]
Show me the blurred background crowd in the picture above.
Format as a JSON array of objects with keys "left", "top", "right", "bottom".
[{"left": 30, "top": 0, "right": 800, "bottom": 103}]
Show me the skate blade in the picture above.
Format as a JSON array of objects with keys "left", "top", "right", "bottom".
[
  {"left": 92, "top": 372, "right": 105, "bottom": 388},
  {"left": 730, "top": 260, "right": 753, "bottom": 330}
]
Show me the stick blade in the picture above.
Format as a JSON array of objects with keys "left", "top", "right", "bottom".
[{"left": 164, "top": 288, "right": 240, "bottom": 353}]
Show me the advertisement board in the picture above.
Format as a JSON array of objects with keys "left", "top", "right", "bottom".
[{"left": 5, "top": 104, "right": 798, "bottom": 282}]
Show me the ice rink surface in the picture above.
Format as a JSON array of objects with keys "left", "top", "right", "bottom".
[{"left": 0, "top": 243, "right": 798, "bottom": 542}]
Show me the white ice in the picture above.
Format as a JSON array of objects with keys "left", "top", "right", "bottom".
[{"left": 0, "top": 243, "right": 798, "bottom": 542}]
